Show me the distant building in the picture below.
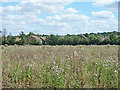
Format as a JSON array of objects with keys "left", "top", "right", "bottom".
[
  {"left": 79, "top": 34, "right": 87, "bottom": 39},
  {"left": 100, "top": 38, "right": 105, "bottom": 41},
  {"left": 15, "top": 37, "right": 21, "bottom": 42},
  {"left": 26, "top": 35, "right": 46, "bottom": 45},
  {"left": 60, "top": 36, "right": 65, "bottom": 39},
  {"left": 40, "top": 37, "right": 46, "bottom": 44}
]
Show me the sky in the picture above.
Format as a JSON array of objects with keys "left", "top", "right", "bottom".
[{"left": 0, "top": 0, "right": 119, "bottom": 35}]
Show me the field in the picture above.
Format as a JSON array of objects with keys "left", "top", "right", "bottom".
[{"left": 1, "top": 45, "right": 119, "bottom": 88}]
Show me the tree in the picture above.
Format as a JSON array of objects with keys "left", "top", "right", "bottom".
[
  {"left": 117, "top": 36, "right": 120, "bottom": 45},
  {"left": 103, "top": 38, "right": 111, "bottom": 45},
  {"left": 19, "top": 31, "right": 26, "bottom": 45},
  {"left": 46, "top": 34, "right": 59, "bottom": 45},
  {"left": 72, "top": 37, "right": 79, "bottom": 45},
  {"left": 34, "top": 41, "right": 41, "bottom": 45},
  {"left": 89, "top": 35, "right": 99, "bottom": 45},
  {"left": 84, "top": 33, "right": 89, "bottom": 37},
  {"left": 109, "top": 33, "right": 117, "bottom": 44},
  {"left": 64, "top": 36, "right": 73, "bottom": 45},
  {"left": 2, "top": 28, "right": 7, "bottom": 45},
  {"left": 28, "top": 32, "right": 35, "bottom": 36},
  {"left": 79, "top": 38, "right": 89, "bottom": 45}
]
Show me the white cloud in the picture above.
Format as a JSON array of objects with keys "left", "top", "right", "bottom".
[
  {"left": 92, "top": 11, "right": 114, "bottom": 19},
  {"left": 46, "top": 14, "right": 89, "bottom": 22},
  {"left": 63, "top": 8, "right": 79, "bottom": 14},
  {"left": 93, "top": 0, "right": 119, "bottom": 11},
  {"left": 2, "top": 12, "right": 90, "bottom": 35},
  {"left": 90, "top": 19, "right": 118, "bottom": 32},
  {"left": 1, "top": 0, "right": 73, "bottom": 15},
  {"left": 1, "top": 0, "right": 118, "bottom": 35},
  {"left": 91, "top": 9, "right": 117, "bottom": 33},
  {"left": 0, "top": 0, "right": 73, "bottom": 2},
  {"left": 45, "top": 13, "right": 91, "bottom": 34}
]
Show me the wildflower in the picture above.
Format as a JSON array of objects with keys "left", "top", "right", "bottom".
[
  {"left": 114, "top": 70, "right": 118, "bottom": 73},
  {"left": 53, "top": 61, "right": 56, "bottom": 64},
  {"left": 60, "top": 68, "right": 64, "bottom": 72},
  {"left": 57, "top": 73, "right": 59, "bottom": 76},
  {"left": 73, "top": 51, "right": 78, "bottom": 57},
  {"left": 86, "top": 57, "right": 89, "bottom": 61},
  {"left": 95, "top": 73, "right": 97, "bottom": 76},
  {"left": 29, "top": 64, "right": 33, "bottom": 67},
  {"left": 53, "top": 66, "right": 55, "bottom": 69},
  {"left": 112, "top": 60, "right": 116, "bottom": 63},
  {"left": 27, "top": 63, "right": 30, "bottom": 66},
  {"left": 56, "top": 69, "right": 60, "bottom": 73},
  {"left": 103, "top": 64, "right": 109, "bottom": 67}
]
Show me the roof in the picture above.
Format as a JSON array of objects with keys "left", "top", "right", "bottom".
[
  {"left": 29, "top": 35, "right": 41, "bottom": 41},
  {"left": 60, "top": 36, "right": 65, "bottom": 39},
  {"left": 79, "top": 34, "right": 87, "bottom": 38},
  {"left": 40, "top": 37, "right": 46, "bottom": 41},
  {"left": 101, "top": 37, "right": 105, "bottom": 40},
  {"left": 16, "top": 38, "right": 21, "bottom": 41}
]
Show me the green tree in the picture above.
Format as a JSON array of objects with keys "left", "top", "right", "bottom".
[
  {"left": 109, "top": 33, "right": 117, "bottom": 44},
  {"left": 19, "top": 31, "right": 26, "bottom": 45},
  {"left": 72, "top": 37, "right": 79, "bottom": 45},
  {"left": 103, "top": 38, "right": 111, "bottom": 45},
  {"left": 46, "top": 34, "right": 59, "bottom": 45},
  {"left": 89, "top": 35, "right": 99, "bottom": 45},
  {"left": 28, "top": 32, "right": 35, "bottom": 36},
  {"left": 7, "top": 33, "right": 16, "bottom": 45},
  {"left": 84, "top": 33, "right": 89, "bottom": 37},
  {"left": 117, "top": 36, "right": 120, "bottom": 45},
  {"left": 64, "top": 36, "right": 73, "bottom": 45}
]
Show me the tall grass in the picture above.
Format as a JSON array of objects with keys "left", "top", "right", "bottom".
[{"left": 2, "top": 45, "right": 118, "bottom": 88}]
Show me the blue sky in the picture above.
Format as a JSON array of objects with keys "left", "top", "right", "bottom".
[{"left": 0, "top": 0, "right": 118, "bottom": 35}]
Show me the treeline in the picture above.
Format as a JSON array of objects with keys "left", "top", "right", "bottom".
[
  {"left": 1, "top": 31, "right": 120, "bottom": 45},
  {"left": 46, "top": 32, "right": 120, "bottom": 45}
]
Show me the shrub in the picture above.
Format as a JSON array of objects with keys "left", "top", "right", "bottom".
[
  {"left": 14, "top": 44, "right": 17, "bottom": 47},
  {"left": 1, "top": 45, "right": 4, "bottom": 49},
  {"left": 5, "top": 44, "right": 8, "bottom": 47}
]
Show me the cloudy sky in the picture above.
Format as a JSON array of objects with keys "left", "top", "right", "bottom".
[{"left": 0, "top": 0, "right": 119, "bottom": 35}]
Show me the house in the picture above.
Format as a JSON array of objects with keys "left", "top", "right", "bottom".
[
  {"left": 27, "top": 35, "right": 44, "bottom": 45},
  {"left": 60, "top": 36, "right": 65, "bottom": 39},
  {"left": 100, "top": 37, "right": 105, "bottom": 41},
  {"left": 79, "top": 34, "right": 87, "bottom": 39},
  {"left": 40, "top": 37, "right": 46, "bottom": 44},
  {"left": 15, "top": 37, "right": 21, "bottom": 42}
]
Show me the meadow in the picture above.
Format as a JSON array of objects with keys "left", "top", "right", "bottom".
[{"left": 1, "top": 45, "right": 119, "bottom": 88}]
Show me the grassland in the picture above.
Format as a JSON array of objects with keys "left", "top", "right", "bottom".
[{"left": 1, "top": 45, "right": 119, "bottom": 88}]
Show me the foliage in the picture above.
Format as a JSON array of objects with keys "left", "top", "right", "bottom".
[
  {"left": 2, "top": 45, "right": 118, "bottom": 88},
  {"left": 1, "top": 31, "right": 120, "bottom": 45}
]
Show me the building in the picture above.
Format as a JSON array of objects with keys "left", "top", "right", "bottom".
[
  {"left": 100, "top": 37, "right": 105, "bottom": 41},
  {"left": 60, "top": 36, "right": 65, "bottom": 39},
  {"left": 40, "top": 37, "right": 46, "bottom": 44},
  {"left": 79, "top": 34, "right": 87, "bottom": 39},
  {"left": 15, "top": 37, "right": 21, "bottom": 42},
  {"left": 26, "top": 35, "right": 46, "bottom": 45}
]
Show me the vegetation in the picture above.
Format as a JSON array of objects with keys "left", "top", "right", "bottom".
[
  {"left": 1, "top": 30, "right": 119, "bottom": 88},
  {"left": 2, "top": 45, "right": 119, "bottom": 88},
  {"left": 1, "top": 30, "right": 120, "bottom": 45}
]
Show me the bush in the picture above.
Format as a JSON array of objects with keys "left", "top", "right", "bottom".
[
  {"left": 5, "top": 44, "right": 8, "bottom": 47},
  {"left": 14, "top": 44, "right": 17, "bottom": 47},
  {"left": 34, "top": 41, "right": 42, "bottom": 45},
  {"left": 1, "top": 45, "right": 4, "bottom": 49}
]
